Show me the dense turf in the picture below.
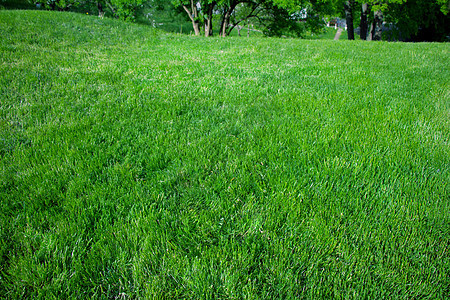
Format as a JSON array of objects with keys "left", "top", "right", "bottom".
[{"left": 1, "top": 10, "right": 449, "bottom": 299}]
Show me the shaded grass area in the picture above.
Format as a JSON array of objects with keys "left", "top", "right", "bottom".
[{"left": 1, "top": 10, "right": 449, "bottom": 299}]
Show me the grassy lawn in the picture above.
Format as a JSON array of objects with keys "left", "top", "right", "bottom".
[
  {"left": 304, "top": 26, "right": 339, "bottom": 40},
  {"left": 1, "top": 10, "right": 449, "bottom": 299}
]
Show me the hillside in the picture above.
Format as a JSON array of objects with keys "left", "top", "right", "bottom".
[{"left": 1, "top": 10, "right": 449, "bottom": 299}]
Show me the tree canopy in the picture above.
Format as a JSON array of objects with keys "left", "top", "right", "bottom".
[
  {"left": 21, "top": 0, "right": 450, "bottom": 40},
  {"left": 319, "top": 0, "right": 449, "bottom": 41},
  {"left": 172, "top": 0, "right": 324, "bottom": 37}
]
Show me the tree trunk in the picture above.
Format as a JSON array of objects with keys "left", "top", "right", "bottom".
[
  {"left": 225, "top": 3, "right": 260, "bottom": 37},
  {"left": 219, "top": 2, "right": 237, "bottom": 37},
  {"left": 369, "top": 10, "right": 383, "bottom": 41},
  {"left": 221, "top": 8, "right": 231, "bottom": 37},
  {"left": 181, "top": 0, "right": 201, "bottom": 36},
  {"left": 373, "top": 10, "right": 383, "bottom": 40},
  {"left": 192, "top": 22, "right": 200, "bottom": 36},
  {"left": 204, "top": 2, "right": 215, "bottom": 37},
  {"left": 205, "top": 19, "right": 212, "bottom": 37},
  {"left": 97, "top": 2, "right": 104, "bottom": 18},
  {"left": 360, "top": 3, "right": 369, "bottom": 40},
  {"left": 344, "top": 0, "right": 355, "bottom": 40}
]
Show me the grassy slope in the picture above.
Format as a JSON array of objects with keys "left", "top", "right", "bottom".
[{"left": 1, "top": 10, "right": 449, "bottom": 299}]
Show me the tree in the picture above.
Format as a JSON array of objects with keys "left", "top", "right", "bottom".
[
  {"left": 220, "top": 2, "right": 263, "bottom": 36},
  {"left": 172, "top": 0, "right": 329, "bottom": 37},
  {"left": 269, "top": 0, "right": 345, "bottom": 37},
  {"left": 360, "top": 2, "right": 370, "bottom": 39},
  {"left": 218, "top": 0, "right": 266, "bottom": 37},
  {"left": 343, "top": 0, "right": 355, "bottom": 39},
  {"left": 43, "top": 0, "right": 79, "bottom": 10},
  {"left": 107, "top": 0, "right": 144, "bottom": 21},
  {"left": 356, "top": 1, "right": 390, "bottom": 41},
  {"left": 172, "top": 0, "right": 202, "bottom": 35},
  {"left": 368, "top": 7, "right": 382, "bottom": 40},
  {"left": 381, "top": 0, "right": 449, "bottom": 41},
  {"left": 204, "top": 1, "right": 216, "bottom": 36},
  {"left": 353, "top": 0, "right": 450, "bottom": 41},
  {"left": 37, "top": 0, "right": 144, "bottom": 20},
  {"left": 171, "top": 0, "right": 219, "bottom": 36}
]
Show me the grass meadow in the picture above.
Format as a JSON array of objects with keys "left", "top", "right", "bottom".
[{"left": 1, "top": 10, "right": 449, "bottom": 299}]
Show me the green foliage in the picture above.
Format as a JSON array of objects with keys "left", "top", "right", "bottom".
[
  {"left": 437, "top": 0, "right": 450, "bottom": 14},
  {"left": 109, "top": 0, "right": 144, "bottom": 21},
  {"left": 169, "top": 0, "right": 328, "bottom": 37},
  {"left": 1, "top": 10, "right": 450, "bottom": 299},
  {"left": 257, "top": 2, "right": 308, "bottom": 37},
  {"left": 382, "top": 0, "right": 450, "bottom": 41},
  {"left": 39, "top": 0, "right": 80, "bottom": 11},
  {"left": 0, "top": 0, "right": 36, "bottom": 9},
  {"left": 138, "top": 0, "right": 192, "bottom": 32}
]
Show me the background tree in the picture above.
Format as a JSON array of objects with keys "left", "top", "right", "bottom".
[
  {"left": 360, "top": 2, "right": 370, "bottom": 39},
  {"left": 382, "top": 0, "right": 450, "bottom": 41},
  {"left": 106, "top": 0, "right": 144, "bottom": 21},
  {"left": 172, "top": 0, "right": 202, "bottom": 35},
  {"left": 218, "top": 0, "right": 267, "bottom": 37},
  {"left": 173, "top": 0, "right": 325, "bottom": 37},
  {"left": 343, "top": 0, "right": 355, "bottom": 39},
  {"left": 351, "top": 0, "right": 449, "bottom": 41},
  {"left": 43, "top": 0, "right": 80, "bottom": 11},
  {"left": 269, "top": 0, "right": 344, "bottom": 37},
  {"left": 221, "top": 2, "right": 263, "bottom": 36}
]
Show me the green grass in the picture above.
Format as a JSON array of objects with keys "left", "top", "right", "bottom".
[
  {"left": 303, "top": 27, "right": 359, "bottom": 41},
  {"left": 304, "top": 26, "right": 339, "bottom": 40},
  {"left": 1, "top": 10, "right": 449, "bottom": 299}
]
